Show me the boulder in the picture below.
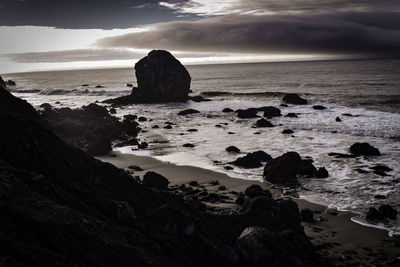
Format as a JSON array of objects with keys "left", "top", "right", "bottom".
[
  {"left": 255, "top": 118, "right": 274, "bottom": 128},
  {"left": 135, "top": 50, "right": 191, "bottom": 102},
  {"left": 244, "top": 184, "right": 272, "bottom": 198},
  {"left": 350, "top": 142, "right": 380, "bottom": 156},
  {"left": 222, "top": 108, "right": 234, "bottom": 113},
  {"left": 258, "top": 106, "right": 281, "bottom": 117},
  {"left": 282, "top": 129, "right": 294, "bottom": 134},
  {"left": 178, "top": 109, "right": 200, "bottom": 116},
  {"left": 298, "top": 159, "right": 317, "bottom": 176},
  {"left": 232, "top": 151, "right": 272, "bottom": 168},
  {"left": 237, "top": 108, "right": 258, "bottom": 118},
  {"left": 226, "top": 146, "right": 241, "bottom": 153},
  {"left": 143, "top": 171, "right": 169, "bottom": 189},
  {"left": 263, "top": 152, "right": 301, "bottom": 184},
  {"left": 316, "top": 167, "right": 329, "bottom": 178},
  {"left": 283, "top": 94, "right": 307, "bottom": 105}
]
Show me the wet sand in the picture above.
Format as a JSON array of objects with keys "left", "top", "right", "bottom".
[{"left": 98, "top": 151, "right": 400, "bottom": 266}]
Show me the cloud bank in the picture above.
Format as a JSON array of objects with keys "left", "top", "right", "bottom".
[{"left": 97, "top": 12, "right": 400, "bottom": 57}]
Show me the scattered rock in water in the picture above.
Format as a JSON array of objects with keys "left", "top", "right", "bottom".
[
  {"left": 379, "top": 205, "right": 398, "bottom": 220},
  {"left": 263, "top": 152, "right": 301, "bottom": 184},
  {"left": 312, "top": 105, "right": 326, "bottom": 110},
  {"left": 299, "top": 159, "right": 318, "bottom": 177},
  {"left": 244, "top": 184, "right": 272, "bottom": 198},
  {"left": 109, "top": 108, "right": 116, "bottom": 114},
  {"left": 371, "top": 164, "right": 392, "bottom": 173},
  {"left": 283, "top": 93, "right": 307, "bottom": 105},
  {"left": 128, "top": 165, "right": 143, "bottom": 171},
  {"left": 255, "top": 118, "right": 274, "bottom": 128},
  {"left": 183, "top": 143, "right": 195, "bottom": 148},
  {"left": 316, "top": 167, "right": 329, "bottom": 178},
  {"left": 342, "top": 113, "right": 354, "bottom": 117},
  {"left": 350, "top": 142, "right": 380, "bottom": 156},
  {"left": 138, "top": 116, "right": 147, "bottom": 122},
  {"left": 336, "top": 117, "right": 342, "bottom": 122},
  {"left": 258, "top": 106, "right": 281, "bottom": 117},
  {"left": 152, "top": 125, "right": 159, "bottom": 129},
  {"left": 237, "top": 108, "right": 259, "bottom": 119},
  {"left": 279, "top": 104, "right": 288, "bottom": 107},
  {"left": 282, "top": 129, "right": 294, "bottom": 134},
  {"left": 143, "top": 171, "right": 169, "bottom": 189},
  {"left": 178, "top": 109, "right": 200, "bottom": 116},
  {"left": 164, "top": 125, "right": 173, "bottom": 129},
  {"left": 224, "top": 166, "right": 233, "bottom": 170},
  {"left": 6, "top": 79, "right": 16, "bottom": 86},
  {"left": 285, "top": 113, "right": 298, "bottom": 118},
  {"left": 126, "top": 83, "right": 133, "bottom": 87},
  {"left": 300, "top": 208, "right": 315, "bottom": 223},
  {"left": 138, "top": 142, "right": 148, "bottom": 149},
  {"left": 226, "top": 146, "right": 241, "bottom": 153},
  {"left": 95, "top": 85, "right": 104, "bottom": 88},
  {"left": 189, "top": 95, "right": 211, "bottom": 102},
  {"left": 328, "top": 152, "right": 357, "bottom": 159},
  {"left": 82, "top": 84, "right": 89, "bottom": 86},
  {"left": 232, "top": 151, "right": 272, "bottom": 169},
  {"left": 187, "top": 128, "right": 198, "bottom": 132},
  {"left": 222, "top": 108, "right": 234, "bottom": 113}
]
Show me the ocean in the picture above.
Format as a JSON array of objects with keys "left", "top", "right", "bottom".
[{"left": 4, "top": 58, "right": 400, "bottom": 235}]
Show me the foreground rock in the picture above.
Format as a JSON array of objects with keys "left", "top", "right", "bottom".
[
  {"left": 350, "top": 142, "right": 380, "bottom": 156},
  {"left": 0, "top": 76, "right": 5, "bottom": 87},
  {"left": 143, "top": 171, "right": 169, "bottom": 189},
  {"left": 0, "top": 88, "right": 321, "bottom": 267},
  {"left": 283, "top": 93, "right": 308, "bottom": 105},
  {"left": 39, "top": 103, "right": 140, "bottom": 155},
  {"left": 263, "top": 152, "right": 302, "bottom": 184},
  {"left": 104, "top": 50, "right": 191, "bottom": 104}
]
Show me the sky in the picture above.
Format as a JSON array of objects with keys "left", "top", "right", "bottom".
[{"left": 0, "top": 0, "right": 399, "bottom": 73}]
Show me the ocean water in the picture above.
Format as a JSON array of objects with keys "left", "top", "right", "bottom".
[{"left": 4, "top": 58, "right": 400, "bottom": 235}]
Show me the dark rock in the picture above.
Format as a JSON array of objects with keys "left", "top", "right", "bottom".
[
  {"left": 282, "top": 129, "right": 294, "bottom": 134},
  {"left": 87, "top": 137, "right": 112, "bottom": 156},
  {"left": 95, "top": 85, "right": 104, "bottom": 88},
  {"left": 328, "top": 152, "right": 357, "bottom": 158},
  {"left": 224, "top": 166, "right": 233, "bottom": 170},
  {"left": 138, "top": 116, "right": 147, "bottom": 122},
  {"left": 350, "top": 142, "right": 380, "bottom": 156},
  {"left": 263, "top": 152, "right": 302, "bottom": 184},
  {"left": 299, "top": 159, "right": 317, "bottom": 176},
  {"left": 126, "top": 83, "right": 133, "bottom": 87},
  {"left": 183, "top": 143, "right": 195, "bottom": 148},
  {"left": 188, "top": 181, "right": 198, "bottom": 187},
  {"left": 232, "top": 151, "right": 272, "bottom": 169},
  {"left": 143, "top": 171, "right": 169, "bottom": 189},
  {"left": 300, "top": 208, "right": 315, "bottom": 223},
  {"left": 279, "top": 104, "right": 288, "bottom": 107},
  {"left": 336, "top": 117, "right": 342, "bottom": 122},
  {"left": 178, "top": 109, "right": 200, "bottom": 116},
  {"left": 258, "top": 106, "right": 281, "bottom": 117},
  {"left": 82, "top": 84, "right": 89, "bottom": 86},
  {"left": 316, "top": 167, "right": 329, "bottom": 178},
  {"left": 366, "top": 207, "right": 384, "bottom": 221},
  {"left": 138, "top": 142, "right": 148, "bottom": 149},
  {"left": 189, "top": 95, "right": 211, "bottom": 102},
  {"left": 342, "top": 113, "right": 354, "bottom": 117},
  {"left": 164, "top": 125, "right": 172, "bottom": 129},
  {"left": 116, "top": 201, "right": 136, "bottom": 222},
  {"left": 128, "top": 165, "right": 143, "bottom": 171},
  {"left": 210, "top": 180, "right": 219, "bottom": 185},
  {"left": 82, "top": 103, "right": 110, "bottom": 117},
  {"left": 222, "top": 108, "right": 234, "bottom": 113},
  {"left": 39, "top": 103, "right": 52, "bottom": 109},
  {"left": 379, "top": 205, "right": 398, "bottom": 220},
  {"left": 371, "top": 165, "right": 392, "bottom": 172},
  {"left": 6, "top": 79, "right": 16, "bottom": 86},
  {"left": 237, "top": 108, "right": 259, "bottom": 118},
  {"left": 285, "top": 113, "right": 298, "bottom": 118},
  {"left": 152, "top": 125, "right": 159, "bottom": 129},
  {"left": 235, "top": 194, "right": 246, "bottom": 205},
  {"left": 218, "top": 185, "right": 226, "bottom": 191},
  {"left": 312, "top": 105, "right": 326, "bottom": 110},
  {"left": 255, "top": 118, "right": 274, "bottom": 128},
  {"left": 244, "top": 184, "right": 272, "bottom": 198},
  {"left": 109, "top": 108, "right": 117, "bottom": 114},
  {"left": 283, "top": 93, "right": 307, "bottom": 105},
  {"left": 226, "top": 146, "right": 241, "bottom": 153},
  {"left": 0, "top": 76, "right": 5, "bottom": 87}
]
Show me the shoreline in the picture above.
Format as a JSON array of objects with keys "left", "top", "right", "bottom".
[{"left": 98, "top": 151, "right": 400, "bottom": 265}]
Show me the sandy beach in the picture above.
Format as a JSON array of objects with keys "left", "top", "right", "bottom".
[{"left": 99, "top": 151, "right": 400, "bottom": 266}]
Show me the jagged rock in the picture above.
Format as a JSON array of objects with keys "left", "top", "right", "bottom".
[
  {"left": 232, "top": 151, "right": 272, "bottom": 168},
  {"left": 244, "top": 184, "right": 272, "bottom": 198},
  {"left": 143, "top": 171, "right": 169, "bottom": 189},
  {"left": 283, "top": 94, "right": 307, "bottom": 105},
  {"left": 255, "top": 118, "right": 274, "bottom": 128},
  {"left": 350, "top": 142, "right": 380, "bottom": 156},
  {"left": 236, "top": 108, "right": 259, "bottom": 118},
  {"left": 263, "top": 152, "right": 301, "bottom": 184},
  {"left": 178, "top": 109, "right": 200, "bottom": 116},
  {"left": 226, "top": 146, "right": 241, "bottom": 153},
  {"left": 258, "top": 106, "right": 281, "bottom": 117}
]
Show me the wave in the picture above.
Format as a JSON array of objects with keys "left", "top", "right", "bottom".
[
  {"left": 37, "top": 88, "right": 131, "bottom": 96},
  {"left": 201, "top": 91, "right": 287, "bottom": 97}
]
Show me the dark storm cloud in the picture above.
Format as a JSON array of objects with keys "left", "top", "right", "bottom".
[
  {"left": 97, "top": 12, "right": 400, "bottom": 57},
  {"left": 0, "top": 0, "right": 196, "bottom": 29}
]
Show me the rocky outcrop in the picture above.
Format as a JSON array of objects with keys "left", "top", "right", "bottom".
[
  {"left": 104, "top": 50, "right": 191, "bottom": 104},
  {"left": 350, "top": 142, "right": 380, "bottom": 156},
  {"left": 263, "top": 152, "right": 302, "bottom": 184},
  {"left": 283, "top": 94, "right": 308, "bottom": 105}
]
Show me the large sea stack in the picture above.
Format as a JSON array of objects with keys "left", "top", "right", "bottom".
[{"left": 105, "top": 50, "right": 191, "bottom": 104}]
